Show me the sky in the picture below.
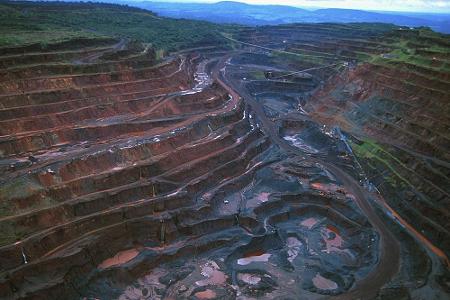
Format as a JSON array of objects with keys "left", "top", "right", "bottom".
[{"left": 152, "top": 0, "right": 450, "bottom": 13}]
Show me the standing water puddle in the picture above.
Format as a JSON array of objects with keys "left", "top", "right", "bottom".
[
  {"left": 98, "top": 248, "right": 139, "bottom": 269},
  {"left": 237, "top": 249, "right": 272, "bottom": 266},
  {"left": 312, "top": 274, "right": 338, "bottom": 290},
  {"left": 196, "top": 261, "right": 228, "bottom": 286},
  {"left": 194, "top": 289, "right": 217, "bottom": 299},
  {"left": 238, "top": 273, "right": 262, "bottom": 285},
  {"left": 321, "top": 225, "right": 345, "bottom": 254},
  {"left": 286, "top": 237, "right": 303, "bottom": 263},
  {"left": 300, "top": 217, "right": 318, "bottom": 229}
]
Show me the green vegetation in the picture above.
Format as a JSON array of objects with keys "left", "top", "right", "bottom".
[
  {"left": 0, "top": 177, "right": 43, "bottom": 203},
  {"left": 364, "top": 28, "right": 450, "bottom": 72},
  {"left": 249, "top": 70, "right": 266, "bottom": 80},
  {"left": 0, "top": 222, "right": 28, "bottom": 246},
  {"left": 0, "top": 177, "right": 56, "bottom": 245},
  {"left": 0, "top": 1, "right": 242, "bottom": 52},
  {"left": 350, "top": 138, "right": 412, "bottom": 189}
]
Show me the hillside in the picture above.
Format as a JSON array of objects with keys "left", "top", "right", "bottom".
[
  {"left": 137, "top": 1, "right": 450, "bottom": 33},
  {"left": 0, "top": 1, "right": 240, "bottom": 52},
  {"left": 0, "top": 1, "right": 449, "bottom": 300}
]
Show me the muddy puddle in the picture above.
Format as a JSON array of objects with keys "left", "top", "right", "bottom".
[{"left": 82, "top": 154, "right": 378, "bottom": 299}]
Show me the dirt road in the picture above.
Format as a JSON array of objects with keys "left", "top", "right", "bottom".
[{"left": 213, "top": 53, "right": 401, "bottom": 300}]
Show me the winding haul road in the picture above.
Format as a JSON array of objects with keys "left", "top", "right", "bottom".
[{"left": 212, "top": 54, "right": 401, "bottom": 299}]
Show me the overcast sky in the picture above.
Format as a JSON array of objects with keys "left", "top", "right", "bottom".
[{"left": 154, "top": 0, "right": 450, "bottom": 13}]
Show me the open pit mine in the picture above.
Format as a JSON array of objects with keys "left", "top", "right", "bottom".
[{"left": 0, "top": 4, "right": 449, "bottom": 300}]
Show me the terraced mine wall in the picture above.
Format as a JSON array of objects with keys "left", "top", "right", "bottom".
[
  {"left": 0, "top": 9, "right": 449, "bottom": 300},
  {"left": 0, "top": 36, "right": 265, "bottom": 298},
  {"left": 217, "top": 23, "right": 449, "bottom": 300},
  {"left": 0, "top": 29, "right": 377, "bottom": 299},
  {"left": 307, "top": 34, "right": 450, "bottom": 256},
  {"left": 231, "top": 24, "right": 450, "bottom": 257}
]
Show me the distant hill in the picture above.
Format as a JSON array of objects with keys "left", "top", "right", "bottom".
[
  {"left": 129, "top": 1, "right": 313, "bottom": 25},
  {"left": 0, "top": 0, "right": 240, "bottom": 50},
  {"left": 133, "top": 1, "right": 450, "bottom": 33}
]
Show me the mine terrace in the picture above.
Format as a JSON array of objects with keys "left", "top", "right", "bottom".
[{"left": 0, "top": 1, "right": 449, "bottom": 300}]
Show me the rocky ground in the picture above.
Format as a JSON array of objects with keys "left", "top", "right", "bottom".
[{"left": 0, "top": 5, "right": 448, "bottom": 300}]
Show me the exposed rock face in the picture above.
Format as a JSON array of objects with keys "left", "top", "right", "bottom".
[
  {"left": 0, "top": 38, "right": 265, "bottom": 298},
  {"left": 0, "top": 21, "right": 448, "bottom": 300},
  {"left": 307, "top": 34, "right": 450, "bottom": 257}
]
